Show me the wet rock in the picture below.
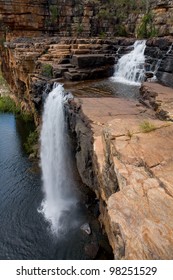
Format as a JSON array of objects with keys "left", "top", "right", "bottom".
[
  {"left": 156, "top": 71, "right": 173, "bottom": 88},
  {"left": 80, "top": 223, "right": 92, "bottom": 235}
]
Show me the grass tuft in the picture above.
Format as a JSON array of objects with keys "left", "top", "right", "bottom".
[{"left": 140, "top": 120, "right": 156, "bottom": 133}]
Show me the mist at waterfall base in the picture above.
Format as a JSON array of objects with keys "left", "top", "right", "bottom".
[
  {"left": 111, "top": 40, "right": 146, "bottom": 86},
  {"left": 39, "top": 84, "right": 80, "bottom": 236}
]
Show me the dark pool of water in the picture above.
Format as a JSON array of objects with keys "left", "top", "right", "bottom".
[
  {"left": 0, "top": 113, "right": 112, "bottom": 260},
  {"left": 63, "top": 78, "right": 140, "bottom": 99}
]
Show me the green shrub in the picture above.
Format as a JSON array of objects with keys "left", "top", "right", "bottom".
[
  {"left": 24, "top": 130, "right": 39, "bottom": 154},
  {"left": 41, "top": 64, "right": 53, "bottom": 78},
  {"left": 140, "top": 120, "right": 156, "bottom": 133},
  {"left": 99, "top": 31, "right": 106, "bottom": 39},
  {"left": 0, "top": 95, "right": 34, "bottom": 122},
  {"left": 0, "top": 96, "right": 20, "bottom": 113},
  {"left": 116, "top": 25, "right": 127, "bottom": 36},
  {"left": 77, "top": 24, "right": 83, "bottom": 35},
  {"left": 17, "top": 111, "right": 33, "bottom": 122},
  {"left": 137, "top": 12, "right": 158, "bottom": 38},
  {"left": 49, "top": 5, "right": 59, "bottom": 23}
]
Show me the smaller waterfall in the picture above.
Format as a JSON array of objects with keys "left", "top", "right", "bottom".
[
  {"left": 112, "top": 40, "right": 146, "bottom": 85},
  {"left": 39, "top": 84, "right": 77, "bottom": 235},
  {"left": 166, "top": 43, "right": 173, "bottom": 55}
]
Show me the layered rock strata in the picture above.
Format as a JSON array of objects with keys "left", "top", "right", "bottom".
[
  {"left": 1, "top": 35, "right": 173, "bottom": 123},
  {"left": 0, "top": 0, "right": 48, "bottom": 39},
  {"left": 150, "top": 0, "right": 173, "bottom": 36},
  {"left": 0, "top": 36, "right": 120, "bottom": 123},
  {"left": 0, "top": 0, "right": 143, "bottom": 39},
  {"left": 66, "top": 83, "right": 173, "bottom": 259}
]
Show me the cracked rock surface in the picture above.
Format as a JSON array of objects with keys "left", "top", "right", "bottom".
[{"left": 67, "top": 83, "right": 173, "bottom": 259}]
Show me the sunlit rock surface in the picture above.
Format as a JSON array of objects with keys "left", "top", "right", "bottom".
[{"left": 66, "top": 83, "right": 173, "bottom": 260}]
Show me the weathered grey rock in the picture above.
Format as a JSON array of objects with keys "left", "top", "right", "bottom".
[
  {"left": 144, "top": 38, "right": 173, "bottom": 88},
  {"left": 80, "top": 223, "right": 92, "bottom": 235},
  {"left": 158, "top": 56, "right": 173, "bottom": 73},
  {"left": 156, "top": 71, "right": 173, "bottom": 88}
]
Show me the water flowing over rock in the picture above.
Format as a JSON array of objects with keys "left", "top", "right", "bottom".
[
  {"left": 144, "top": 37, "right": 173, "bottom": 88},
  {"left": 111, "top": 40, "right": 146, "bottom": 86},
  {"left": 40, "top": 83, "right": 77, "bottom": 234}
]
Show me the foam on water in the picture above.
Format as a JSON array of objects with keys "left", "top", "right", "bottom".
[{"left": 111, "top": 40, "right": 146, "bottom": 86}]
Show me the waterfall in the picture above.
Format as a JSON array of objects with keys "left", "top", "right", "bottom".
[
  {"left": 39, "top": 83, "right": 77, "bottom": 235},
  {"left": 112, "top": 40, "right": 146, "bottom": 85}
]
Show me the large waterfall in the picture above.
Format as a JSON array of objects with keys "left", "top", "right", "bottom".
[
  {"left": 112, "top": 40, "right": 146, "bottom": 85},
  {"left": 40, "top": 84, "right": 77, "bottom": 235}
]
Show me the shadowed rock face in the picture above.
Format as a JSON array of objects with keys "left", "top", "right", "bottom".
[{"left": 144, "top": 37, "right": 173, "bottom": 88}]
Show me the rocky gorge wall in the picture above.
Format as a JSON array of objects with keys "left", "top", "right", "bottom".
[
  {"left": 0, "top": 0, "right": 173, "bottom": 40},
  {"left": 1, "top": 35, "right": 173, "bottom": 124},
  {"left": 150, "top": 0, "right": 173, "bottom": 36},
  {"left": 0, "top": 0, "right": 48, "bottom": 39}
]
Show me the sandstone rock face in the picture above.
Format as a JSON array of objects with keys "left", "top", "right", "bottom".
[
  {"left": 150, "top": 0, "right": 173, "bottom": 36},
  {"left": 0, "top": 36, "right": 119, "bottom": 123},
  {"left": 0, "top": 0, "right": 142, "bottom": 39},
  {"left": 65, "top": 83, "right": 173, "bottom": 260},
  {"left": 0, "top": 0, "right": 48, "bottom": 39},
  {"left": 0, "top": 0, "right": 172, "bottom": 40}
]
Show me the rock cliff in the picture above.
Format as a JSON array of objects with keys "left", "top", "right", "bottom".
[
  {"left": 65, "top": 82, "right": 173, "bottom": 259},
  {"left": 0, "top": 0, "right": 48, "bottom": 39},
  {"left": 150, "top": 0, "right": 173, "bottom": 36},
  {"left": 0, "top": 0, "right": 173, "bottom": 39}
]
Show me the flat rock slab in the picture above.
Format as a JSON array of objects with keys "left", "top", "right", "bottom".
[{"left": 76, "top": 97, "right": 154, "bottom": 128}]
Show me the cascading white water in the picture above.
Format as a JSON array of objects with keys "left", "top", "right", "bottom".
[
  {"left": 112, "top": 40, "right": 146, "bottom": 85},
  {"left": 39, "top": 83, "right": 77, "bottom": 235}
]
